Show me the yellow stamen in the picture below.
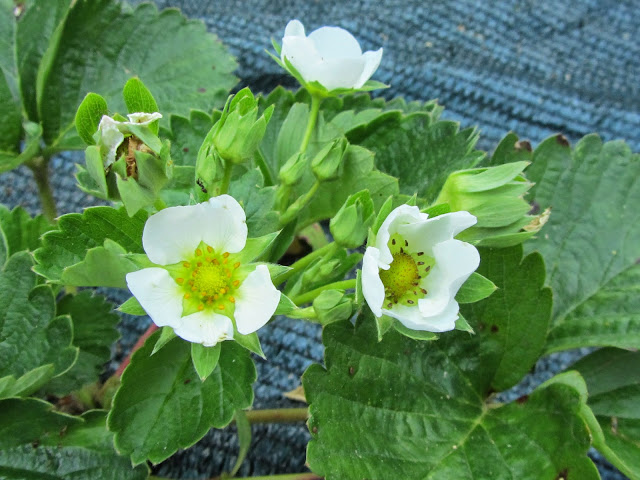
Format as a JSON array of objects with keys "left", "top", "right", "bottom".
[
  {"left": 229, "top": 296, "right": 235, "bottom": 303},
  {"left": 206, "top": 245, "right": 213, "bottom": 253},
  {"left": 223, "top": 252, "right": 230, "bottom": 258},
  {"left": 233, "top": 280, "right": 240, "bottom": 287},
  {"left": 197, "top": 303, "right": 204, "bottom": 311},
  {"left": 195, "top": 248, "right": 202, "bottom": 256},
  {"left": 234, "top": 262, "right": 240, "bottom": 269},
  {"left": 218, "top": 304, "right": 225, "bottom": 310},
  {"left": 183, "top": 261, "right": 191, "bottom": 268},
  {"left": 176, "top": 278, "right": 184, "bottom": 284},
  {"left": 184, "top": 293, "right": 191, "bottom": 299}
]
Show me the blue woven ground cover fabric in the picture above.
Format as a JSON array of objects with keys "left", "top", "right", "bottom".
[{"left": 0, "top": 0, "right": 637, "bottom": 478}]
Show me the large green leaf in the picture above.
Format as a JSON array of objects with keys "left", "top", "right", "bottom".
[
  {"left": 0, "top": 0, "right": 21, "bottom": 155},
  {"left": 108, "top": 333, "right": 255, "bottom": 465},
  {"left": 37, "top": 0, "right": 237, "bottom": 149},
  {"left": 524, "top": 135, "right": 640, "bottom": 353},
  {"left": 15, "top": 0, "right": 71, "bottom": 121},
  {"left": 0, "top": 205, "right": 54, "bottom": 256},
  {"left": 33, "top": 206, "right": 147, "bottom": 283},
  {"left": 349, "top": 112, "right": 484, "bottom": 200},
  {"left": 303, "top": 317, "right": 598, "bottom": 479},
  {"left": 45, "top": 292, "right": 120, "bottom": 396},
  {"left": 0, "top": 252, "right": 77, "bottom": 398},
  {"left": 0, "top": 398, "right": 148, "bottom": 479},
  {"left": 571, "top": 348, "right": 640, "bottom": 479}
]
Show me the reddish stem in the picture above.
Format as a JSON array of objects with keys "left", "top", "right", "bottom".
[{"left": 114, "top": 324, "right": 158, "bottom": 377}]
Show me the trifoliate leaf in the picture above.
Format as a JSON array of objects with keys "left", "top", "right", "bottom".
[
  {"left": 0, "top": 252, "right": 77, "bottom": 398},
  {"left": 44, "top": 292, "right": 120, "bottom": 396},
  {"left": 0, "top": 399, "right": 148, "bottom": 479},
  {"left": 37, "top": 0, "right": 237, "bottom": 148},
  {"left": 33, "top": 206, "right": 147, "bottom": 283},
  {"left": 108, "top": 332, "right": 255, "bottom": 465},
  {"left": 524, "top": 135, "right": 640, "bottom": 353},
  {"left": 303, "top": 317, "right": 597, "bottom": 480},
  {"left": 570, "top": 348, "right": 640, "bottom": 479}
]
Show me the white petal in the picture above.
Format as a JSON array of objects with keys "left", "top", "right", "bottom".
[
  {"left": 142, "top": 204, "right": 203, "bottom": 265},
  {"left": 234, "top": 265, "right": 280, "bottom": 335},
  {"left": 399, "top": 211, "right": 477, "bottom": 252},
  {"left": 375, "top": 205, "right": 427, "bottom": 265},
  {"left": 282, "top": 35, "right": 323, "bottom": 79},
  {"left": 355, "top": 48, "right": 383, "bottom": 88},
  {"left": 362, "top": 247, "right": 386, "bottom": 317},
  {"left": 284, "top": 19, "right": 305, "bottom": 38},
  {"left": 199, "top": 195, "right": 248, "bottom": 254},
  {"left": 126, "top": 268, "right": 183, "bottom": 328},
  {"left": 384, "top": 297, "right": 459, "bottom": 333},
  {"left": 432, "top": 239, "right": 480, "bottom": 296},
  {"left": 98, "top": 115, "right": 124, "bottom": 168},
  {"left": 125, "top": 112, "right": 162, "bottom": 124},
  {"left": 174, "top": 311, "right": 234, "bottom": 347},
  {"left": 307, "top": 26, "right": 362, "bottom": 59},
  {"left": 306, "top": 57, "right": 365, "bottom": 90}
]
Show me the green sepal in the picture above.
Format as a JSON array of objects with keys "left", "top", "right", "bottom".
[
  {"left": 75, "top": 92, "right": 108, "bottom": 145},
  {"left": 393, "top": 320, "right": 438, "bottom": 341},
  {"left": 371, "top": 195, "right": 394, "bottom": 237},
  {"left": 152, "top": 327, "right": 176, "bottom": 355},
  {"left": 455, "top": 314, "right": 474, "bottom": 334},
  {"left": 422, "top": 202, "right": 451, "bottom": 217},
  {"left": 118, "top": 296, "right": 146, "bottom": 316},
  {"left": 122, "top": 78, "right": 159, "bottom": 134},
  {"left": 374, "top": 314, "right": 395, "bottom": 342},
  {"left": 234, "top": 332, "right": 266, "bottom": 359},
  {"left": 330, "top": 189, "right": 375, "bottom": 249},
  {"left": 191, "top": 343, "right": 222, "bottom": 381},
  {"left": 240, "top": 231, "right": 280, "bottom": 263},
  {"left": 455, "top": 272, "right": 497, "bottom": 304},
  {"left": 265, "top": 263, "right": 292, "bottom": 279},
  {"left": 274, "top": 293, "right": 297, "bottom": 315}
]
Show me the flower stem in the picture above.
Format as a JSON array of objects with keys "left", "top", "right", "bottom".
[
  {"left": 219, "top": 159, "right": 233, "bottom": 194},
  {"left": 243, "top": 408, "right": 309, "bottom": 424},
  {"left": 279, "top": 180, "right": 320, "bottom": 227},
  {"left": 26, "top": 156, "right": 57, "bottom": 223},
  {"left": 274, "top": 242, "right": 338, "bottom": 286},
  {"left": 114, "top": 323, "right": 159, "bottom": 378},
  {"left": 300, "top": 95, "right": 322, "bottom": 154},
  {"left": 291, "top": 279, "right": 357, "bottom": 305}
]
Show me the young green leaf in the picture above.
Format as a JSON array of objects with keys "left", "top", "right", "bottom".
[
  {"left": 75, "top": 92, "right": 108, "bottom": 145},
  {"left": 0, "top": 205, "right": 54, "bottom": 255},
  {"left": 122, "top": 77, "right": 159, "bottom": 134}
]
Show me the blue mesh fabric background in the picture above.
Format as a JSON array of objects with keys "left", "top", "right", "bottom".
[{"left": 0, "top": 0, "right": 638, "bottom": 478}]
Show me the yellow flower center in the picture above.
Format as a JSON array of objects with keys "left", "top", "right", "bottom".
[
  {"left": 172, "top": 243, "right": 243, "bottom": 315},
  {"left": 380, "top": 233, "right": 435, "bottom": 308},
  {"left": 379, "top": 253, "right": 419, "bottom": 300}
]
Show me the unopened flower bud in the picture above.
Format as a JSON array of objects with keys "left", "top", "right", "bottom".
[
  {"left": 330, "top": 190, "right": 375, "bottom": 248},
  {"left": 313, "top": 290, "right": 353, "bottom": 325},
  {"left": 311, "top": 137, "right": 348, "bottom": 182},
  {"left": 279, "top": 152, "right": 307, "bottom": 186}
]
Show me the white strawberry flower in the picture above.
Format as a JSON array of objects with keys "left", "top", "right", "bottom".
[
  {"left": 362, "top": 205, "right": 480, "bottom": 333},
  {"left": 98, "top": 112, "right": 162, "bottom": 167},
  {"left": 280, "top": 19, "right": 383, "bottom": 91},
  {"left": 126, "top": 195, "right": 280, "bottom": 347}
]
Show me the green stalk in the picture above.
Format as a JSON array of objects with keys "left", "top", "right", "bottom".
[
  {"left": 244, "top": 407, "right": 309, "bottom": 424},
  {"left": 274, "top": 242, "right": 338, "bottom": 286},
  {"left": 291, "top": 279, "right": 357, "bottom": 305},
  {"left": 279, "top": 180, "right": 320, "bottom": 227},
  {"left": 26, "top": 156, "right": 57, "bottom": 223},
  {"left": 299, "top": 94, "right": 322, "bottom": 154},
  {"left": 219, "top": 159, "right": 233, "bottom": 194}
]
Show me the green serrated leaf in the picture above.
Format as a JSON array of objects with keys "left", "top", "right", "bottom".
[
  {"left": 108, "top": 332, "right": 255, "bottom": 465},
  {"left": 487, "top": 132, "right": 533, "bottom": 167},
  {"left": 570, "top": 348, "right": 640, "bottom": 479},
  {"left": 524, "top": 135, "right": 640, "bottom": 353},
  {"left": 0, "top": 205, "right": 54, "bottom": 255},
  {"left": 304, "top": 317, "right": 598, "bottom": 479},
  {"left": 33, "top": 206, "right": 147, "bottom": 283},
  {"left": 455, "top": 272, "right": 497, "bottom": 304},
  {"left": 60, "top": 238, "right": 140, "bottom": 287},
  {"left": 191, "top": 343, "right": 221, "bottom": 381},
  {"left": 75, "top": 92, "right": 108, "bottom": 145},
  {"left": 0, "top": 364, "right": 54, "bottom": 399},
  {"left": 0, "top": 252, "right": 77, "bottom": 384},
  {"left": 37, "top": 0, "right": 237, "bottom": 148},
  {"left": 16, "top": 0, "right": 72, "bottom": 121},
  {"left": 44, "top": 292, "right": 120, "bottom": 396},
  {"left": 0, "top": 399, "right": 148, "bottom": 479}
]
